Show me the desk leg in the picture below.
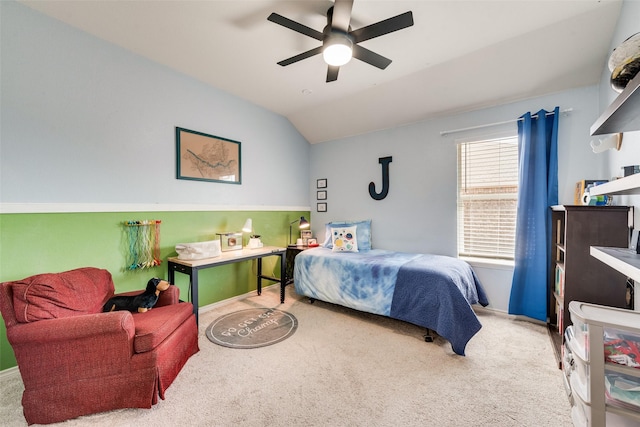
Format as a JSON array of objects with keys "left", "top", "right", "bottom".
[
  {"left": 191, "top": 270, "right": 199, "bottom": 326},
  {"left": 280, "top": 252, "right": 286, "bottom": 303},
  {"left": 257, "top": 258, "right": 262, "bottom": 296},
  {"left": 168, "top": 266, "right": 175, "bottom": 287},
  {"left": 168, "top": 263, "right": 199, "bottom": 326}
]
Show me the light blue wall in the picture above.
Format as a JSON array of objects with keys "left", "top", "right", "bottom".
[
  {"left": 309, "top": 86, "right": 602, "bottom": 312},
  {"left": 310, "top": 86, "right": 602, "bottom": 253},
  {"left": 0, "top": 1, "right": 310, "bottom": 207}
]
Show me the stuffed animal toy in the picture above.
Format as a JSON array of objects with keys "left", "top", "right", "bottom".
[{"left": 102, "top": 277, "right": 171, "bottom": 313}]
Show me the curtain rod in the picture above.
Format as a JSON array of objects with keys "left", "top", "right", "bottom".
[{"left": 439, "top": 108, "right": 573, "bottom": 136}]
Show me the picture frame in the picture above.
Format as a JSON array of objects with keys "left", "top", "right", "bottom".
[
  {"left": 317, "top": 190, "right": 327, "bottom": 200},
  {"left": 176, "top": 127, "right": 241, "bottom": 184},
  {"left": 317, "top": 178, "right": 327, "bottom": 189},
  {"left": 317, "top": 202, "right": 327, "bottom": 212},
  {"left": 216, "top": 232, "right": 243, "bottom": 252}
]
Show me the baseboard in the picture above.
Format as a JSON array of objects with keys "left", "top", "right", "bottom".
[
  {"left": 474, "top": 305, "right": 546, "bottom": 326},
  {"left": 0, "top": 365, "right": 20, "bottom": 380},
  {"left": 198, "top": 283, "right": 277, "bottom": 314},
  {"left": 474, "top": 305, "right": 507, "bottom": 315}
]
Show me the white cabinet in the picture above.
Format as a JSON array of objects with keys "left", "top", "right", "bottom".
[{"left": 566, "top": 301, "right": 640, "bottom": 426}]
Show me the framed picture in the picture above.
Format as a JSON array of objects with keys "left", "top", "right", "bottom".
[
  {"left": 317, "top": 178, "right": 327, "bottom": 189},
  {"left": 301, "top": 230, "right": 312, "bottom": 245},
  {"left": 317, "top": 202, "right": 327, "bottom": 212},
  {"left": 216, "top": 232, "right": 243, "bottom": 252},
  {"left": 317, "top": 190, "right": 327, "bottom": 200},
  {"left": 176, "top": 127, "right": 241, "bottom": 184}
]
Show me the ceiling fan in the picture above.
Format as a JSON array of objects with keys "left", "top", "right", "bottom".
[{"left": 267, "top": 0, "right": 414, "bottom": 82}]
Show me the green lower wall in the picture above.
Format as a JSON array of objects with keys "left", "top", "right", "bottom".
[{"left": 0, "top": 209, "right": 308, "bottom": 371}]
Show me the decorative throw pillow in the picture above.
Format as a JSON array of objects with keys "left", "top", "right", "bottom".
[
  {"left": 322, "top": 219, "right": 372, "bottom": 251},
  {"left": 331, "top": 226, "right": 358, "bottom": 252}
]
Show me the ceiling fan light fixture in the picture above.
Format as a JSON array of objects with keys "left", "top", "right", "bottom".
[{"left": 323, "top": 34, "right": 353, "bottom": 66}]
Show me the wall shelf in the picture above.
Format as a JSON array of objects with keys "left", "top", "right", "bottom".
[
  {"left": 591, "top": 72, "right": 640, "bottom": 136},
  {"left": 588, "top": 173, "right": 640, "bottom": 196},
  {"left": 591, "top": 246, "right": 640, "bottom": 283}
]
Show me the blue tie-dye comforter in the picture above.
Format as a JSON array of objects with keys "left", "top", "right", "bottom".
[{"left": 294, "top": 247, "right": 489, "bottom": 356}]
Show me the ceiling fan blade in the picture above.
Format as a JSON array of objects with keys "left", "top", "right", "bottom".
[
  {"left": 326, "top": 65, "right": 340, "bottom": 82},
  {"left": 352, "top": 45, "right": 392, "bottom": 70},
  {"left": 350, "top": 11, "right": 414, "bottom": 44},
  {"left": 277, "top": 46, "right": 323, "bottom": 67},
  {"left": 331, "top": 0, "right": 354, "bottom": 32},
  {"left": 268, "top": 13, "right": 324, "bottom": 41}
]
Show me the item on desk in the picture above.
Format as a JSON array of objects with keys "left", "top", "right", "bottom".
[
  {"left": 248, "top": 237, "right": 263, "bottom": 249},
  {"left": 300, "top": 229, "right": 312, "bottom": 246},
  {"left": 217, "top": 232, "right": 243, "bottom": 252},
  {"left": 175, "top": 240, "right": 221, "bottom": 260},
  {"left": 575, "top": 179, "right": 608, "bottom": 205},
  {"left": 296, "top": 238, "right": 304, "bottom": 246},
  {"left": 582, "top": 193, "right": 612, "bottom": 206},
  {"left": 582, "top": 183, "right": 612, "bottom": 206},
  {"left": 624, "top": 165, "right": 640, "bottom": 177}
]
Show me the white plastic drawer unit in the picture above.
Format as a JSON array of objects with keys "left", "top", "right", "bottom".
[{"left": 568, "top": 301, "right": 640, "bottom": 427}]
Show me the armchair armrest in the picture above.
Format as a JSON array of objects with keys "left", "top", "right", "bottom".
[
  {"left": 7, "top": 312, "right": 137, "bottom": 391},
  {"left": 7, "top": 311, "right": 135, "bottom": 345},
  {"left": 156, "top": 284, "right": 179, "bottom": 307}
]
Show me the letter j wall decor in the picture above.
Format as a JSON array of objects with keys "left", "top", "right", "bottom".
[{"left": 176, "top": 127, "right": 242, "bottom": 184}]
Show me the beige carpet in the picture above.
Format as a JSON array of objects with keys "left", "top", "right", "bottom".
[{"left": 0, "top": 285, "right": 571, "bottom": 427}]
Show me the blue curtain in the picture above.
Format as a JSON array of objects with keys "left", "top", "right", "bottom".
[{"left": 508, "top": 107, "right": 559, "bottom": 321}]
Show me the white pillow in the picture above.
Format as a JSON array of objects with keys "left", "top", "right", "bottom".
[{"left": 331, "top": 226, "right": 358, "bottom": 252}]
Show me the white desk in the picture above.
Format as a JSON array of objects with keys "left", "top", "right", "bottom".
[{"left": 167, "top": 246, "right": 286, "bottom": 325}]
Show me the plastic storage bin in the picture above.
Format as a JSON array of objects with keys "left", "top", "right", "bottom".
[
  {"left": 570, "top": 317, "right": 590, "bottom": 361},
  {"left": 605, "top": 372, "right": 640, "bottom": 412},
  {"left": 571, "top": 394, "right": 590, "bottom": 427},
  {"left": 570, "top": 355, "right": 591, "bottom": 403}
]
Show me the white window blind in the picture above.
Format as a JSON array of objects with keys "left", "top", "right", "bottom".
[{"left": 457, "top": 136, "right": 518, "bottom": 260}]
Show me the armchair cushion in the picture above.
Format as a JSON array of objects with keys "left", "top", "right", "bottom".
[
  {"left": 12, "top": 267, "right": 113, "bottom": 323},
  {"left": 132, "top": 302, "right": 194, "bottom": 353}
]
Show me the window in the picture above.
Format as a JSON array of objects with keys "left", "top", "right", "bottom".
[{"left": 457, "top": 136, "right": 518, "bottom": 261}]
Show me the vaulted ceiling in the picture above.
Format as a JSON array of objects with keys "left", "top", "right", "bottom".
[{"left": 20, "top": 0, "right": 623, "bottom": 143}]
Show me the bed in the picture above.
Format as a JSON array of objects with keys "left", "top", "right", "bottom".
[{"left": 293, "top": 228, "right": 489, "bottom": 356}]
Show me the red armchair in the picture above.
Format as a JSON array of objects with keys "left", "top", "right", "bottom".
[{"left": 0, "top": 267, "right": 199, "bottom": 425}]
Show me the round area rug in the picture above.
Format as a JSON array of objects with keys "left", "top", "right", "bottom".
[{"left": 206, "top": 308, "right": 298, "bottom": 349}]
